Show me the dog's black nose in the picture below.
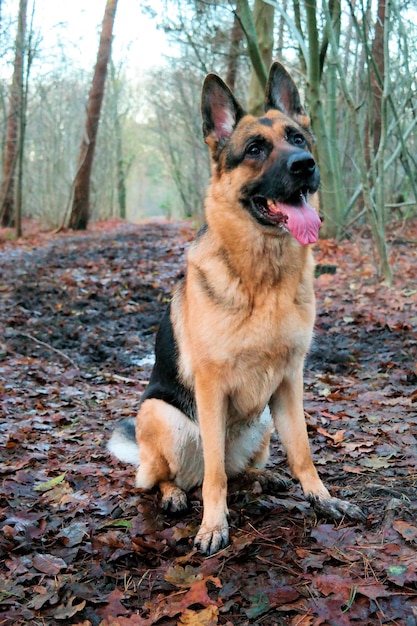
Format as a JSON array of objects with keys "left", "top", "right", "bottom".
[{"left": 287, "top": 152, "right": 316, "bottom": 177}]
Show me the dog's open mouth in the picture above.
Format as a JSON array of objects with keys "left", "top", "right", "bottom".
[{"left": 252, "top": 191, "right": 322, "bottom": 245}]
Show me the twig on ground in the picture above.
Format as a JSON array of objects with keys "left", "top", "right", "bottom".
[
  {"left": 13, "top": 332, "right": 149, "bottom": 385},
  {"left": 16, "top": 331, "right": 78, "bottom": 368},
  {"left": 99, "top": 372, "right": 148, "bottom": 385}
]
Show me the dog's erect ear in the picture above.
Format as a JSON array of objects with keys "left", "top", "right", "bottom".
[
  {"left": 264, "top": 62, "right": 306, "bottom": 118},
  {"left": 201, "top": 74, "right": 245, "bottom": 150}
]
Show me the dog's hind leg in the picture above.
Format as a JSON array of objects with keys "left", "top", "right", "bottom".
[
  {"left": 270, "top": 371, "right": 366, "bottom": 522},
  {"left": 241, "top": 420, "right": 291, "bottom": 493},
  {"left": 159, "top": 481, "right": 189, "bottom": 512},
  {"left": 249, "top": 426, "right": 271, "bottom": 469},
  {"left": 135, "top": 398, "right": 203, "bottom": 510},
  {"left": 246, "top": 467, "right": 292, "bottom": 493}
]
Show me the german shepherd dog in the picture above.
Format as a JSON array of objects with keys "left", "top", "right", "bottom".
[{"left": 108, "top": 62, "right": 365, "bottom": 555}]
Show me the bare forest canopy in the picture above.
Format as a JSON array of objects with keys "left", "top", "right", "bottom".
[{"left": 0, "top": 0, "right": 416, "bottom": 276}]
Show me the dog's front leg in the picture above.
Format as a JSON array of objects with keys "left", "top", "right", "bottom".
[
  {"left": 270, "top": 368, "right": 365, "bottom": 522},
  {"left": 193, "top": 369, "right": 229, "bottom": 555}
]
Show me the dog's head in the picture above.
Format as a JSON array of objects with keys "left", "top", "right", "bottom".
[{"left": 201, "top": 62, "right": 321, "bottom": 246}]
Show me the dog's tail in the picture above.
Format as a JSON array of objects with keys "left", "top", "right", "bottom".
[{"left": 107, "top": 418, "right": 139, "bottom": 465}]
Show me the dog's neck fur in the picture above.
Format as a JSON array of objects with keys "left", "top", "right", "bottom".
[{"left": 203, "top": 191, "right": 313, "bottom": 293}]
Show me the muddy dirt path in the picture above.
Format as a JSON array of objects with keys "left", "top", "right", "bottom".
[{"left": 1, "top": 220, "right": 416, "bottom": 625}]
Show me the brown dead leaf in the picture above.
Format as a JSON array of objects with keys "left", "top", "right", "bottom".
[
  {"left": 140, "top": 576, "right": 223, "bottom": 625},
  {"left": 27, "top": 586, "right": 59, "bottom": 610},
  {"left": 171, "top": 522, "right": 200, "bottom": 541},
  {"left": 290, "top": 615, "right": 313, "bottom": 626},
  {"left": 107, "top": 617, "right": 151, "bottom": 625},
  {"left": 313, "top": 573, "right": 352, "bottom": 600},
  {"left": 178, "top": 605, "right": 219, "bottom": 625},
  {"left": 164, "top": 564, "right": 203, "bottom": 588},
  {"left": 317, "top": 427, "right": 346, "bottom": 446},
  {"left": 54, "top": 597, "right": 87, "bottom": 620},
  {"left": 179, "top": 577, "right": 222, "bottom": 609},
  {"left": 356, "top": 583, "right": 392, "bottom": 599},
  {"left": 42, "top": 482, "right": 74, "bottom": 506},
  {"left": 97, "top": 588, "right": 129, "bottom": 618},
  {"left": 311, "top": 525, "right": 358, "bottom": 549},
  {"left": 57, "top": 521, "right": 88, "bottom": 547},
  {"left": 392, "top": 520, "right": 417, "bottom": 543},
  {"left": 359, "top": 454, "right": 392, "bottom": 470},
  {"left": 32, "top": 553, "right": 67, "bottom": 575},
  {"left": 231, "top": 531, "right": 255, "bottom": 553}
]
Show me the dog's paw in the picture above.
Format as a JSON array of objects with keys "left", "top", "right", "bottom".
[
  {"left": 250, "top": 469, "right": 291, "bottom": 493},
  {"left": 308, "top": 494, "right": 366, "bottom": 523},
  {"left": 160, "top": 486, "right": 189, "bottom": 513},
  {"left": 194, "top": 522, "right": 229, "bottom": 555}
]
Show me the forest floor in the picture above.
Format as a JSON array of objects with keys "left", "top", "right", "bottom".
[{"left": 0, "top": 217, "right": 416, "bottom": 626}]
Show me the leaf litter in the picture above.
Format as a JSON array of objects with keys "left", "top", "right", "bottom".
[{"left": 0, "top": 218, "right": 417, "bottom": 625}]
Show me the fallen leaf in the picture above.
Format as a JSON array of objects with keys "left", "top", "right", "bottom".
[
  {"left": 32, "top": 553, "right": 67, "bottom": 575},
  {"left": 180, "top": 577, "right": 222, "bottom": 607},
  {"left": 290, "top": 615, "right": 314, "bottom": 625},
  {"left": 313, "top": 573, "right": 356, "bottom": 607},
  {"left": 57, "top": 521, "right": 88, "bottom": 547},
  {"left": 54, "top": 597, "right": 86, "bottom": 620},
  {"left": 317, "top": 427, "right": 346, "bottom": 446},
  {"left": 140, "top": 577, "right": 222, "bottom": 624},
  {"left": 231, "top": 532, "right": 255, "bottom": 553},
  {"left": 392, "top": 520, "right": 417, "bottom": 542},
  {"left": 178, "top": 605, "right": 219, "bottom": 625},
  {"left": 385, "top": 563, "right": 417, "bottom": 587},
  {"left": 244, "top": 591, "right": 270, "bottom": 619},
  {"left": 97, "top": 587, "right": 129, "bottom": 618},
  {"left": 311, "top": 525, "right": 358, "bottom": 549},
  {"left": 164, "top": 565, "right": 203, "bottom": 588},
  {"left": 356, "top": 583, "right": 391, "bottom": 599},
  {"left": 359, "top": 455, "right": 392, "bottom": 470},
  {"left": 33, "top": 473, "right": 67, "bottom": 492},
  {"left": 27, "top": 587, "right": 59, "bottom": 610}
]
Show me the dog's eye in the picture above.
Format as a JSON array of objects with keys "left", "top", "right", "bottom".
[
  {"left": 287, "top": 132, "right": 306, "bottom": 147},
  {"left": 246, "top": 143, "right": 263, "bottom": 158}
]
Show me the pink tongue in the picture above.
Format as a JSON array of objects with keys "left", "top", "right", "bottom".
[{"left": 274, "top": 199, "right": 321, "bottom": 245}]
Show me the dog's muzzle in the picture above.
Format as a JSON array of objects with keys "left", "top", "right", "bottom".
[{"left": 244, "top": 150, "right": 321, "bottom": 245}]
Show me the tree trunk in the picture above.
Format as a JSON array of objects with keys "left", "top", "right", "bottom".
[
  {"left": 247, "top": 0, "right": 275, "bottom": 115},
  {"left": 369, "top": 0, "right": 392, "bottom": 285},
  {"left": 235, "top": 0, "right": 268, "bottom": 91},
  {"left": 304, "top": 0, "right": 346, "bottom": 238},
  {"left": 276, "top": 0, "right": 288, "bottom": 56},
  {"left": 0, "top": 0, "right": 27, "bottom": 228},
  {"left": 325, "top": 0, "right": 392, "bottom": 284},
  {"left": 15, "top": 0, "right": 35, "bottom": 238},
  {"left": 68, "top": 0, "right": 118, "bottom": 230},
  {"left": 110, "top": 61, "right": 127, "bottom": 220},
  {"left": 293, "top": 0, "right": 307, "bottom": 76},
  {"left": 225, "top": 10, "right": 244, "bottom": 91},
  {"left": 364, "top": 0, "right": 385, "bottom": 169}
]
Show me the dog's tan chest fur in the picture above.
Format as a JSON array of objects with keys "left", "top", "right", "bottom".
[{"left": 172, "top": 224, "right": 316, "bottom": 421}]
